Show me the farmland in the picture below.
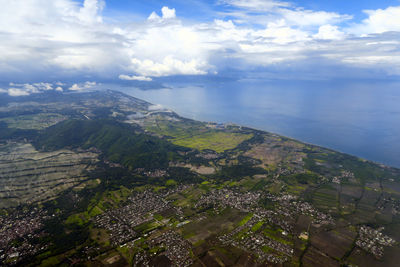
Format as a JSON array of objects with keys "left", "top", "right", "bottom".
[{"left": 1, "top": 90, "right": 400, "bottom": 266}]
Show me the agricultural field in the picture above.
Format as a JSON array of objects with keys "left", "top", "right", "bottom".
[
  {"left": 0, "top": 142, "right": 98, "bottom": 208},
  {"left": 172, "top": 131, "right": 253, "bottom": 153},
  {"left": 145, "top": 116, "right": 253, "bottom": 153},
  {"left": 1, "top": 90, "right": 400, "bottom": 267},
  {"left": 0, "top": 113, "right": 66, "bottom": 130}
]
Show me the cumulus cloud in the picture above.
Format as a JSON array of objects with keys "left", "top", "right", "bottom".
[
  {"left": 256, "top": 19, "right": 310, "bottom": 44},
  {"left": 148, "top": 6, "right": 176, "bottom": 21},
  {"left": 69, "top": 81, "right": 97, "bottom": 91},
  {"left": 314, "top": 25, "right": 345, "bottom": 40},
  {"left": 7, "top": 83, "right": 46, "bottom": 95},
  {"left": 4, "top": 82, "right": 55, "bottom": 96},
  {"left": 119, "top": 74, "right": 152, "bottom": 81},
  {"left": 0, "top": 0, "right": 399, "bottom": 82},
  {"left": 8, "top": 88, "right": 30, "bottom": 97},
  {"left": 78, "top": 0, "right": 105, "bottom": 24},
  {"left": 2, "top": 81, "right": 98, "bottom": 96},
  {"left": 69, "top": 84, "right": 82, "bottom": 91},
  {"left": 349, "top": 6, "right": 400, "bottom": 35},
  {"left": 129, "top": 57, "right": 208, "bottom": 77},
  {"left": 0, "top": 0, "right": 122, "bottom": 79},
  {"left": 161, "top": 6, "right": 176, "bottom": 19},
  {"left": 148, "top": 12, "right": 161, "bottom": 21}
]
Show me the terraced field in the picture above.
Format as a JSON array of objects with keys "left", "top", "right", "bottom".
[{"left": 0, "top": 142, "right": 98, "bottom": 208}]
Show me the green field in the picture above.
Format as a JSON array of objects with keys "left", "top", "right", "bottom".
[
  {"left": 145, "top": 117, "right": 252, "bottom": 152},
  {"left": 172, "top": 131, "right": 252, "bottom": 153}
]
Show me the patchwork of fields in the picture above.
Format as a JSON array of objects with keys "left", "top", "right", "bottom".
[{"left": 0, "top": 142, "right": 98, "bottom": 208}]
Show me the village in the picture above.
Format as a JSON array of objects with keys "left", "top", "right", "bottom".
[
  {"left": 0, "top": 183, "right": 397, "bottom": 266},
  {"left": 138, "top": 230, "right": 193, "bottom": 267},
  {"left": 356, "top": 226, "right": 396, "bottom": 259},
  {"left": 0, "top": 208, "right": 49, "bottom": 265},
  {"left": 92, "top": 189, "right": 182, "bottom": 246}
]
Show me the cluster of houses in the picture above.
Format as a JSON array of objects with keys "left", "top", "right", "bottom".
[
  {"left": 356, "top": 226, "right": 396, "bottom": 259},
  {"left": 0, "top": 208, "right": 48, "bottom": 265}
]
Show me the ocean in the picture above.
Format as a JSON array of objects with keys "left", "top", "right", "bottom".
[{"left": 114, "top": 79, "right": 400, "bottom": 168}]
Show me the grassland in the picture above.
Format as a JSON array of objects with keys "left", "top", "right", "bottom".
[
  {"left": 145, "top": 116, "right": 252, "bottom": 153},
  {"left": 173, "top": 131, "right": 252, "bottom": 153}
]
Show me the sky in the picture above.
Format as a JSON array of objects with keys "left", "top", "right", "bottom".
[{"left": 0, "top": 0, "right": 400, "bottom": 95}]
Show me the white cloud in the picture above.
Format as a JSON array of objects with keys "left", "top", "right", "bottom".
[
  {"left": 314, "top": 25, "right": 345, "bottom": 40},
  {"left": 257, "top": 19, "right": 310, "bottom": 44},
  {"left": 119, "top": 74, "right": 152, "bottom": 81},
  {"left": 130, "top": 56, "right": 208, "bottom": 77},
  {"left": 0, "top": 88, "right": 7, "bottom": 94},
  {"left": 4, "top": 82, "right": 64, "bottom": 96},
  {"left": 69, "top": 81, "right": 97, "bottom": 91},
  {"left": 122, "top": 21, "right": 213, "bottom": 77},
  {"left": 33, "top": 82, "right": 53, "bottom": 91},
  {"left": 69, "top": 84, "right": 81, "bottom": 91},
  {"left": 148, "top": 104, "right": 164, "bottom": 111},
  {"left": 148, "top": 12, "right": 161, "bottom": 21},
  {"left": 219, "top": 0, "right": 290, "bottom": 10},
  {"left": 280, "top": 9, "right": 352, "bottom": 27},
  {"left": 8, "top": 88, "right": 30, "bottom": 96},
  {"left": 0, "top": 0, "right": 122, "bottom": 77},
  {"left": 218, "top": 0, "right": 351, "bottom": 28},
  {"left": 349, "top": 6, "right": 400, "bottom": 35},
  {"left": 78, "top": 0, "right": 105, "bottom": 24},
  {"left": 161, "top": 6, "right": 176, "bottom": 19},
  {"left": 84, "top": 81, "right": 97, "bottom": 88},
  {"left": 0, "top": 0, "right": 400, "bottom": 81},
  {"left": 148, "top": 6, "right": 176, "bottom": 21}
]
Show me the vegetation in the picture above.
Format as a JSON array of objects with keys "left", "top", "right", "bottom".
[
  {"left": 172, "top": 131, "right": 253, "bottom": 153},
  {"left": 2, "top": 90, "right": 400, "bottom": 267},
  {"left": 0, "top": 113, "right": 66, "bottom": 130},
  {"left": 145, "top": 116, "right": 252, "bottom": 153},
  {"left": 34, "top": 119, "right": 186, "bottom": 170}
]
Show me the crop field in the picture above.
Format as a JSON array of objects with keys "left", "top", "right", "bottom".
[
  {"left": 181, "top": 208, "right": 246, "bottom": 244},
  {"left": 144, "top": 115, "right": 206, "bottom": 138},
  {"left": 172, "top": 131, "right": 253, "bottom": 153},
  {"left": 309, "top": 227, "right": 356, "bottom": 260},
  {"left": 0, "top": 113, "right": 66, "bottom": 130},
  {"left": 302, "top": 245, "right": 339, "bottom": 267},
  {"left": 145, "top": 117, "right": 252, "bottom": 152},
  {"left": 245, "top": 135, "right": 306, "bottom": 169},
  {"left": 312, "top": 186, "right": 339, "bottom": 213},
  {"left": 0, "top": 142, "right": 98, "bottom": 207}
]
